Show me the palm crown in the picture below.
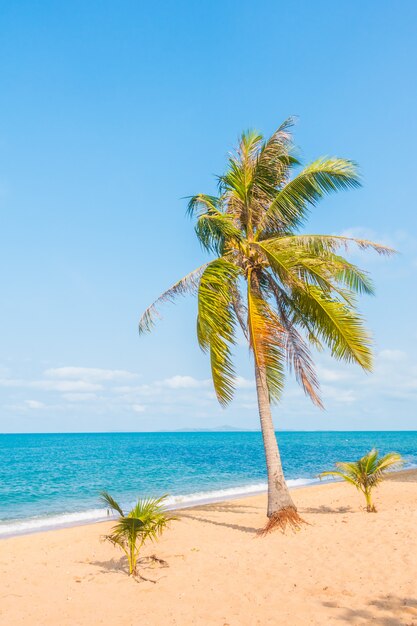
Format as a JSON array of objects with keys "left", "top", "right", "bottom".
[{"left": 140, "top": 118, "right": 393, "bottom": 408}]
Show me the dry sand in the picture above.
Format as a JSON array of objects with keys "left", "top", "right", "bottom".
[{"left": 1, "top": 472, "right": 416, "bottom": 625}]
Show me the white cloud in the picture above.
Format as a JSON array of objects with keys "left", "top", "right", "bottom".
[
  {"left": 37, "top": 380, "right": 103, "bottom": 392},
  {"left": 235, "top": 376, "right": 255, "bottom": 389},
  {"left": 239, "top": 402, "right": 258, "bottom": 410},
  {"left": 321, "top": 385, "right": 356, "bottom": 403},
  {"left": 61, "top": 393, "right": 98, "bottom": 402},
  {"left": 25, "top": 400, "right": 45, "bottom": 409},
  {"left": 378, "top": 349, "right": 406, "bottom": 362},
  {"left": 44, "top": 367, "right": 139, "bottom": 382},
  {"left": 316, "top": 367, "right": 351, "bottom": 383},
  {"left": 2, "top": 349, "right": 416, "bottom": 428},
  {"left": 0, "top": 378, "right": 102, "bottom": 392},
  {"left": 159, "top": 375, "right": 210, "bottom": 389},
  {"left": 156, "top": 375, "right": 254, "bottom": 391}
]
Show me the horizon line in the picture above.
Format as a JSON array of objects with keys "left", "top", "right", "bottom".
[{"left": 1, "top": 429, "right": 417, "bottom": 435}]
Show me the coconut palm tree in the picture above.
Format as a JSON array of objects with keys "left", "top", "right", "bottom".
[
  {"left": 100, "top": 492, "right": 176, "bottom": 576},
  {"left": 139, "top": 118, "right": 393, "bottom": 532},
  {"left": 319, "top": 449, "right": 403, "bottom": 511}
]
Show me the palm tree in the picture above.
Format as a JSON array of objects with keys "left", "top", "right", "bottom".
[
  {"left": 139, "top": 118, "right": 393, "bottom": 532},
  {"left": 319, "top": 449, "right": 403, "bottom": 511},
  {"left": 100, "top": 492, "right": 176, "bottom": 576}
]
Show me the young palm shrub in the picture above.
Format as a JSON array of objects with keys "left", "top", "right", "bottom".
[
  {"left": 319, "top": 449, "right": 403, "bottom": 512},
  {"left": 100, "top": 492, "right": 176, "bottom": 576},
  {"left": 139, "top": 118, "right": 395, "bottom": 533}
]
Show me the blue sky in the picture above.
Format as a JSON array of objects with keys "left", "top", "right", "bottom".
[{"left": 1, "top": 1, "right": 416, "bottom": 432}]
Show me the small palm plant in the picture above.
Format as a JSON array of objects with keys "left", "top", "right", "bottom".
[
  {"left": 319, "top": 449, "right": 403, "bottom": 512},
  {"left": 100, "top": 492, "right": 176, "bottom": 576}
]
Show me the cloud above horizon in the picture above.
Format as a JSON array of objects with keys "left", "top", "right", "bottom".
[
  {"left": 44, "top": 367, "right": 140, "bottom": 382},
  {"left": 1, "top": 348, "right": 416, "bottom": 431}
]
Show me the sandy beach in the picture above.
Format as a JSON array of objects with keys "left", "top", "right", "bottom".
[{"left": 1, "top": 471, "right": 416, "bottom": 626}]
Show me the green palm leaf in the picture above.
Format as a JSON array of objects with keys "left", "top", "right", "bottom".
[
  {"left": 197, "top": 259, "right": 241, "bottom": 405},
  {"left": 319, "top": 449, "right": 404, "bottom": 512},
  {"left": 100, "top": 491, "right": 125, "bottom": 517},
  {"left": 257, "top": 158, "right": 360, "bottom": 234},
  {"left": 139, "top": 263, "right": 210, "bottom": 334},
  {"left": 247, "top": 271, "right": 285, "bottom": 402},
  {"left": 292, "top": 286, "right": 372, "bottom": 369}
]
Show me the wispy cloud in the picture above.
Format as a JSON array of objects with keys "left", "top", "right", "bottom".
[
  {"left": 132, "top": 404, "right": 146, "bottom": 413},
  {"left": 25, "top": 399, "right": 45, "bottom": 409},
  {"left": 378, "top": 349, "right": 406, "bottom": 362},
  {"left": 61, "top": 393, "right": 98, "bottom": 402},
  {"left": 1, "top": 350, "right": 416, "bottom": 430},
  {"left": 159, "top": 375, "right": 210, "bottom": 389},
  {"left": 316, "top": 367, "right": 351, "bottom": 383},
  {"left": 0, "top": 378, "right": 102, "bottom": 392},
  {"left": 44, "top": 367, "right": 139, "bottom": 382},
  {"left": 322, "top": 385, "right": 356, "bottom": 403},
  {"left": 235, "top": 376, "right": 255, "bottom": 389}
]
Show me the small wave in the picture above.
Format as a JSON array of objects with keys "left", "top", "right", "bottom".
[
  {"left": 0, "top": 508, "right": 111, "bottom": 538},
  {"left": 0, "top": 477, "right": 318, "bottom": 538}
]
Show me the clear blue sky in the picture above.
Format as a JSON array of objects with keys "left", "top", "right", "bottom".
[{"left": 1, "top": 1, "right": 416, "bottom": 432}]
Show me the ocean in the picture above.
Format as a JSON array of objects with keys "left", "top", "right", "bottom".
[{"left": 1, "top": 431, "right": 416, "bottom": 537}]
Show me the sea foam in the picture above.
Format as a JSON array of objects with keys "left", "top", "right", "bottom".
[{"left": 0, "top": 477, "right": 317, "bottom": 538}]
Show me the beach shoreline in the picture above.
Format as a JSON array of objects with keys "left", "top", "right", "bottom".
[
  {"left": 1, "top": 471, "right": 416, "bottom": 625},
  {"left": 0, "top": 477, "right": 316, "bottom": 540},
  {"left": 1, "top": 467, "right": 415, "bottom": 540}
]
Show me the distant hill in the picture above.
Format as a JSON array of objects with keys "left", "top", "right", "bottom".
[{"left": 175, "top": 425, "right": 253, "bottom": 432}]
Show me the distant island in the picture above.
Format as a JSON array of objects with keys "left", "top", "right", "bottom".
[{"left": 175, "top": 425, "right": 252, "bottom": 432}]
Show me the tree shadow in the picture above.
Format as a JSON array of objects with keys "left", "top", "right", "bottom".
[
  {"left": 324, "top": 594, "right": 417, "bottom": 624},
  {"left": 86, "top": 554, "right": 169, "bottom": 582},
  {"left": 178, "top": 509, "right": 259, "bottom": 535},
  {"left": 301, "top": 505, "right": 353, "bottom": 515},
  {"left": 87, "top": 556, "right": 128, "bottom": 575},
  {"left": 185, "top": 502, "right": 262, "bottom": 514}
]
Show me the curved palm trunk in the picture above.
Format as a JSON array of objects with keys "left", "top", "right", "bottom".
[{"left": 255, "top": 363, "right": 304, "bottom": 533}]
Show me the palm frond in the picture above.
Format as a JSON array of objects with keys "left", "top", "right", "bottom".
[
  {"left": 258, "top": 272, "right": 322, "bottom": 407},
  {"left": 283, "top": 322, "right": 322, "bottom": 407},
  {"left": 247, "top": 271, "right": 285, "bottom": 402},
  {"left": 292, "top": 286, "right": 372, "bottom": 370},
  {"left": 318, "top": 470, "right": 360, "bottom": 488},
  {"left": 230, "top": 282, "right": 248, "bottom": 340},
  {"left": 139, "top": 263, "right": 210, "bottom": 334},
  {"left": 375, "top": 451, "right": 404, "bottom": 473},
  {"left": 197, "top": 259, "right": 241, "bottom": 405},
  {"left": 270, "top": 234, "right": 395, "bottom": 256},
  {"left": 257, "top": 158, "right": 361, "bottom": 234},
  {"left": 195, "top": 211, "right": 242, "bottom": 254},
  {"left": 187, "top": 194, "right": 222, "bottom": 218},
  {"left": 250, "top": 118, "right": 298, "bottom": 214},
  {"left": 265, "top": 275, "right": 324, "bottom": 352},
  {"left": 100, "top": 491, "right": 125, "bottom": 517},
  {"left": 259, "top": 235, "right": 393, "bottom": 297}
]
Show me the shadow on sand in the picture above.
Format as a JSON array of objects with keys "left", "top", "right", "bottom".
[
  {"left": 323, "top": 594, "right": 417, "bottom": 625},
  {"left": 178, "top": 502, "right": 261, "bottom": 535},
  {"left": 300, "top": 505, "right": 353, "bottom": 515},
  {"left": 87, "top": 554, "right": 169, "bottom": 583}
]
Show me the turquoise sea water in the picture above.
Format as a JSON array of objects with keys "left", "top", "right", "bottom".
[{"left": 0, "top": 431, "right": 416, "bottom": 537}]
